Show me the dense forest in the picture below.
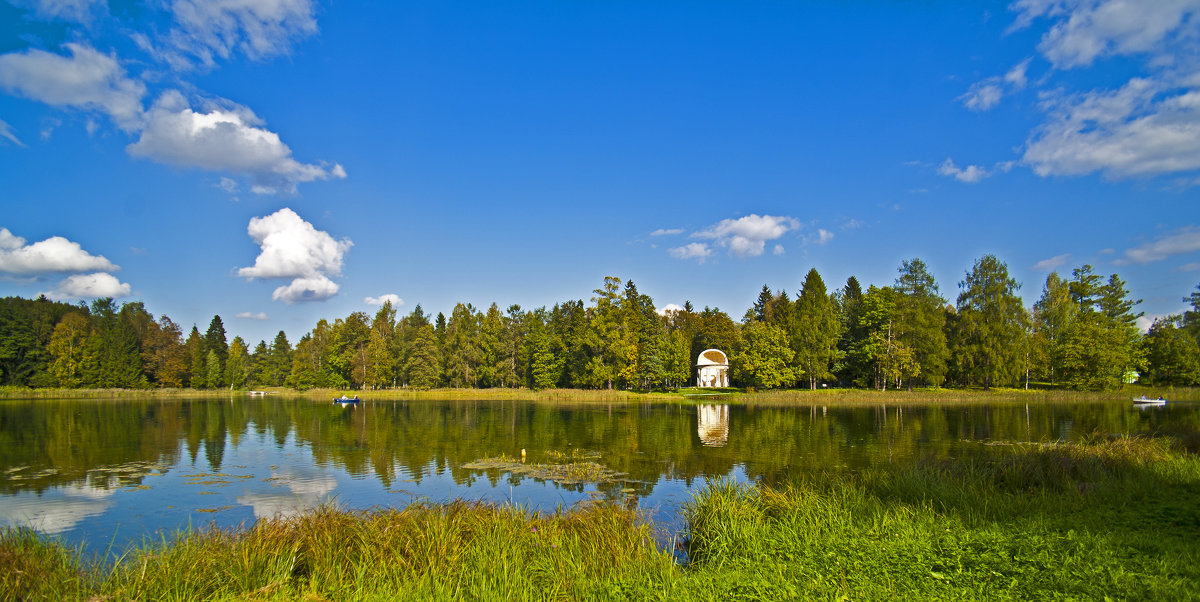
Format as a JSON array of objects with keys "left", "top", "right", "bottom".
[{"left": 2, "top": 255, "right": 1199, "bottom": 392}]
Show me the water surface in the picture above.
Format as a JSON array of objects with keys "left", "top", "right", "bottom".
[{"left": 0, "top": 396, "right": 1193, "bottom": 552}]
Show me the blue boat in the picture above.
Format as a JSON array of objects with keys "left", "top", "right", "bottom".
[{"left": 333, "top": 395, "right": 360, "bottom": 404}]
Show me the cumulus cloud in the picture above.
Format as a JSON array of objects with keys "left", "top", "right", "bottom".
[
  {"left": 1117, "top": 226, "right": 1200, "bottom": 264},
  {"left": 693, "top": 214, "right": 800, "bottom": 258},
  {"left": 0, "top": 44, "right": 146, "bottom": 131},
  {"left": 650, "top": 228, "right": 684, "bottom": 236},
  {"left": 238, "top": 208, "right": 351, "bottom": 304},
  {"left": 162, "top": 0, "right": 319, "bottom": 69},
  {"left": 773, "top": 244, "right": 786, "bottom": 255},
  {"left": 1010, "top": 0, "right": 1200, "bottom": 69},
  {"left": 236, "top": 311, "right": 268, "bottom": 320},
  {"left": 128, "top": 91, "right": 345, "bottom": 194},
  {"left": 669, "top": 242, "right": 712, "bottom": 262},
  {"left": 0, "top": 228, "right": 118, "bottom": 275},
  {"left": 937, "top": 158, "right": 992, "bottom": 183},
  {"left": 1023, "top": 78, "right": 1200, "bottom": 178},
  {"left": 0, "top": 118, "right": 24, "bottom": 146},
  {"left": 656, "top": 303, "right": 684, "bottom": 316},
  {"left": 271, "top": 275, "right": 338, "bottom": 304},
  {"left": 40, "top": 272, "right": 131, "bottom": 300},
  {"left": 365, "top": 294, "right": 403, "bottom": 307}
]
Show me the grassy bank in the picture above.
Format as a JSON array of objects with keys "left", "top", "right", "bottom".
[{"left": 4, "top": 435, "right": 1197, "bottom": 601}]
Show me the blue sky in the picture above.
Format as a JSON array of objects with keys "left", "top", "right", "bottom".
[{"left": 1, "top": 0, "right": 1198, "bottom": 345}]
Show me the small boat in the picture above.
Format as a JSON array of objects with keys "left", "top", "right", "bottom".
[
  {"left": 1132, "top": 396, "right": 1166, "bottom": 405},
  {"left": 333, "top": 395, "right": 360, "bottom": 404}
]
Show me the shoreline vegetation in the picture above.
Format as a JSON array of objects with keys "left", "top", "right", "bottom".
[
  {"left": 4, "top": 435, "right": 1198, "bottom": 600},
  {"left": 1, "top": 385, "right": 1195, "bottom": 404}
]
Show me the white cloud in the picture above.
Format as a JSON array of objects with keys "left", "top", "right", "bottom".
[
  {"left": 656, "top": 303, "right": 684, "bottom": 316},
  {"left": 40, "top": 272, "right": 131, "bottom": 300},
  {"left": 1136, "top": 314, "right": 1162, "bottom": 333},
  {"left": 9, "top": 0, "right": 104, "bottom": 22},
  {"left": 1005, "top": 58, "right": 1032, "bottom": 89},
  {"left": 271, "top": 274, "right": 338, "bottom": 304},
  {"left": 650, "top": 228, "right": 684, "bottom": 236},
  {"left": 692, "top": 214, "right": 800, "bottom": 258},
  {"left": 163, "top": 0, "right": 319, "bottom": 69},
  {"left": 959, "top": 59, "right": 1031, "bottom": 112},
  {"left": 1177, "top": 262, "right": 1200, "bottom": 272},
  {"left": 0, "top": 118, "right": 24, "bottom": 146},
  {"left": 807, "top": 229, "right": 834, "bottom": 246},
  {"left": 217, "top": 177, "right": 239, "bottom": 194},
  {"left": 1032, "top": 253, "right": 1072, "bottom": 271},
  {"left": 128, "top": 91, "right": 345, "bottom": 194},
  {"left": 1023, "top": 78, "right": 1200, "bottom": 178},
  {"left": 773, "top": 244, "right": 786, "bottom": 255},
  {"left": 0, "top": 228, "right": 118, "bottom": 275},
  {"left": 1011, "top": 0, "right": 1200, "bottom": 69},
  {"left": 960, "top": 81, "right": 1005, "bottom": 111},
  {"left": 236, "top": 311, "right": 268, "bottom": 320},
  {"left": 937, "top": 158, "right": 992, "bottom": 183},
  {"left": 238, "top": 208, "right": 351, "bottom": 304},
  {"left": 365, "top": 294, "right": 403, "bottom": 307},
  {"left": 1118, "top": 225, "right": 1200, "bottom": 264},
  {"left": 0, "top": 44, "right": 146, "bottom": 131},
  {"left": 669, "top": 242, "right": 712, "bottom": 262}
]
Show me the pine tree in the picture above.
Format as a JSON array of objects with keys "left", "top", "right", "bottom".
[
  {"left": 792, "top": 268, "right": 839, "bottom": 389},
  {"left": 894, "top": 258, "right": 949, "bottom": 387},
  {"left": 954, "top": 255, "right": 1027, "bottom": 389}
]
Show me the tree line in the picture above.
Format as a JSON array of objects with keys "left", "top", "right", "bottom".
[{"left": 2, "top": 255, "right": 1199, "bottom": 391}]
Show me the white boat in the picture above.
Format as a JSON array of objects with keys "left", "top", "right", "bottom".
[{"left": 1132, "top": 396, "right": 1166, "bottom": 405}]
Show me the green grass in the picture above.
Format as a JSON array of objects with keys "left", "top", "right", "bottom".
[
  {"left": 4, "top": 435, "right": 1197, "bottom": 601},
  {"left": 682, "top": 435, "right": 1200, "bottom": 600}
]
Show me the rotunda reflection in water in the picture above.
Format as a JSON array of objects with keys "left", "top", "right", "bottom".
[{"left": 697, "top": 405, "right": 730, "bottom": 447}]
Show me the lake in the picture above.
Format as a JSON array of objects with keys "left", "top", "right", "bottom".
[{"left": 1, "top": 396, "right": 1193, "bottom": 553}]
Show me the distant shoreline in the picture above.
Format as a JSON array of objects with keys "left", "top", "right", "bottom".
[{"left": 1, "top": 385, "right": 1191, "bottom": 404}]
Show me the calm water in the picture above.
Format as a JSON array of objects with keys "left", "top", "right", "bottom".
[{"left": 0, "top": 396, "right": 1194, "bottom": 552}]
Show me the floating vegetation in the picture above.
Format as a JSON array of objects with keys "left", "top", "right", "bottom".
[
  {"left": 463, "top": 450, "right": 627, "bottom": 485},
  {"left": 544, "top": 449, "right": 602, "bottom": 462}
]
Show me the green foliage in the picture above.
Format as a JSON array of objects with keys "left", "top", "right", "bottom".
[
  {"left": 733, "top": 321, "right": 797, "bottom": 388},
  {"left": 407, "top": 324, "right": 442, "bottom": 389},
  {"left": 1143, "top": 316, "right": 1200, "bottom": 386},
  {"left": 953, "top": 255, "right": 1027, "bottom": 389},
  {"left": 792, "top": 268, "right": 839, "bottom": 389},
  {"left": 894, "top": 258, "right": 949, "bottom": 387}
]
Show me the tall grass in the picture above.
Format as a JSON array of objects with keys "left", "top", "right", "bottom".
[
  {"left": 1, "top": 501, "right": 677, "bottom": 601},
  {"left": 3, "top": 379, "right": 1195, "bottom": 602},
  {"left": 683, "top": 435, "right": 1200, "bottom": 600},
  {"left": 3, "top": 436, "right": 1198, "bottom": 600}
]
